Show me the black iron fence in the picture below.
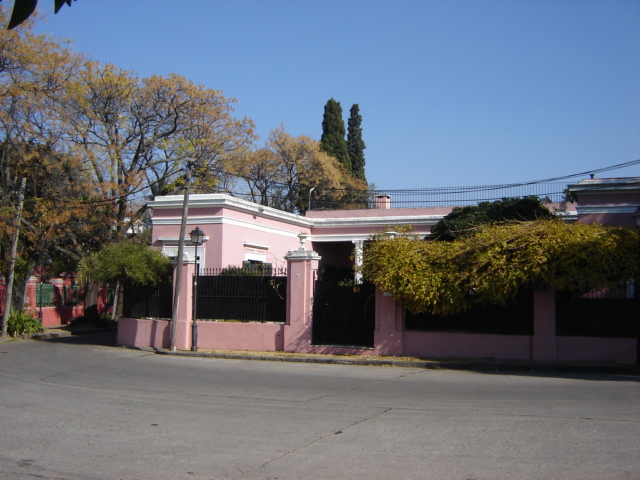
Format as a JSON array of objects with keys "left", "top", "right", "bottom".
[
  {"left": 122, "top": 284, "right": 173, "bottom": 320},
  {"left": 405, "top": 291, "right": 534, "bottom": 335},
  {"left": 196, "top": 268, "right": 287, "bottom": 323},
  {"left": 556, "top": 285, "right": 637, "bottom": 337},
  {"left": 310, "top": 182, "right": 570, "bottom": 210},
  {"left": 405, "top": 286, "right": 638, "bottom": 338}
]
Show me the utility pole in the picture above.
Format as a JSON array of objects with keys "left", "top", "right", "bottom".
[
  {"left": 169, "top": 164, "right": 193, "bottom": 351},
  {"left": 2, "top": 177, "right": 26, "bottom": 337}
]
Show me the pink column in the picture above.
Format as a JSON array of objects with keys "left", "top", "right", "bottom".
[
  {"left": 173, "top": 262, "right": 195, "bottom": 350},
  {"left": 25, "top": 279, "right": 37, "bottom": 310},
  {"left": 283, "top": 248, "right": 320, "bottom": 353},
  {"left": 531, "top": 288, "right": 557, "bottom": 361},
  {"left": 374, "top": 289, "right": 404, "bottom": 355}
]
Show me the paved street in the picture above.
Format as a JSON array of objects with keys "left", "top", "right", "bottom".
[{"left": 0, "top": 333, "right": 639, "bottom": 480}]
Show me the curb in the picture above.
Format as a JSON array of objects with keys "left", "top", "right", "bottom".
[
  {"left": 153, "top": 349, "right": 640, "bottom": 375},
  {"left": 21, "top": 332, "right": 640, "bottom": 375},
  {"left": 32, "top": 331, "right": 73, "bottom": 340}
]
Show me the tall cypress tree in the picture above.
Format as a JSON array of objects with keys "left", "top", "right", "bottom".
[
  {"left": 320, "top": 98, "right": 351, "bottom": 173},
  {"left": 347, "top": 104, "right": 366, "bottom": 182}
]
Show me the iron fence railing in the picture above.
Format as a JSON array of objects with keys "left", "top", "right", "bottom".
[
  {"left": 197, "top": 269, "right": 287, "bottom": 323},
  {"left": 122, "top": 284, "right": 173, "bottom": 320},
  {"left": 404, "top": 291, "right": 534, "bottom": 335},
  {"left": 36, "top": 284, "right": 56, "bottom": 307},
  {"left": 556, "top": 284, "right": 637, "bottom": 338},
  {"left": 200, "top": 266, "right": 287, "bottom": 277},
  {"left": 310, "top": 182, "right": 570, "bottom": 210}
]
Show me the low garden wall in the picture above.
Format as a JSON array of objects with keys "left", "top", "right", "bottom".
[{"left": 117, "top": 256, "right": 638, "bottom": 363}]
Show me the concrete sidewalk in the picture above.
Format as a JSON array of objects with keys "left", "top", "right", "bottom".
[{"left": 24, "top": 326, "right": 640, "bottom": 375}]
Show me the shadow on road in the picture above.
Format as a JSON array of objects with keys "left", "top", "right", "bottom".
[
  {"left": 33, "top": 330, "right": 640, "bottom": 381},
  {"left": 467, "top": 367, "right": 640, "bottom": 382},
  {"left": 38, "top": 330, "right": 117, "bottom": 347}
]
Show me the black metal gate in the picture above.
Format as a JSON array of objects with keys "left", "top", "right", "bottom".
[
  {"left": 312, "top": 280, "right": 375, "bottom": 347},
  {"left": 197, "top": 273, "right": 287, "bottom": 323}
]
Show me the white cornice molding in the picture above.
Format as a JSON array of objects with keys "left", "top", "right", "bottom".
[
  {"left": 567, "top": 178, "right": 640, "bottom": 195},
  {"left": 576, "top": 205, "right": 639, "bottom": 215},
  {"left": 310, "top": 215, "right": 445, "bottom": 229},
  {"left": 148, "top": 194, "right": 313, "bottom": 227},
  {"left": 310, "top": 233, "right": 428, "bottom": 242}
]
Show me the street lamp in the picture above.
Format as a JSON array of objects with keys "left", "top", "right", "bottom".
[
  {"left": 632, "top": 208, "right": 640, "bottom": 365},
  {"left": 308, "top": 187, "right": 315, "bottom": 212},
  {"left": 190, "top": 226, "right": 207, "bottom": 352},
  {"left": 38, "top": 256, "right": 51, "bottom": 323}
]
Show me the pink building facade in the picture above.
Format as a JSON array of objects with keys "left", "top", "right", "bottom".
[{"left": 117, "top": 177, "right": 640, "bottom": 363}]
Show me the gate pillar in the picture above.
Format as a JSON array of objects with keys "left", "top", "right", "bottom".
[
  {"left": 172, "top": 261, "right": 195, "bottom": 350},
  {"left": 374, "top": 289, "right": 404, "bottom": 356},
  {"left": 284, "top": 248, "right": 321, "bottom": 353},
  {"left": 532, "top": 288, "right": 557, "bottom": 361}
]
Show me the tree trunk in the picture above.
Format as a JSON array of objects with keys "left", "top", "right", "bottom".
[
  {"left": 83, "top": 280, "right": 100, "bottom": 321},
  {"left": 1, "top": 177, "right": 26, "bottom": 337},
  {"left": 10, "top": 275, "right": 29, "bottom": 313},
  {"left": 111, "top": 281, "right": 123, "bottom": 321}
]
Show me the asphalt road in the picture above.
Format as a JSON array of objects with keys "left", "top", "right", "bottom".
[{"left": 0, "top": 332, "right": 638, "bottom": 480}]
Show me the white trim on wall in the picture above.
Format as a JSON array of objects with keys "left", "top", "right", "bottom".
[
  {"left": 577, "top": 205, "right": 639, "bottom": 215},
  {"left": 310, "top": 215, "right": 445, "bottom": 229},
  {"left": 148, "top": 193, "right": 312, "bottom": 227}
]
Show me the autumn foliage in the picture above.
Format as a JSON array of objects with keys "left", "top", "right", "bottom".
[{"left": 362, "top": 220, "right": 638, "bottom": 316}]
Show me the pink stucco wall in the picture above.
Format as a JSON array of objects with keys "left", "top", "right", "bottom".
[
  {"left": 403, "top": 331, "right": 532, "bottom": 360},
  {"left": 556, "top": 337, "right": 636, "bottom": 363},
  {"left": 569, "top": 178, "right": 639, "bottom": 228},
  {"left": 117, "top": 317, "right": 170, "bottom": 349},
  {"left": 1, "top": 278, "right": 110, "bottom": 327},
  {"left": 150, "top": 198, "right": 309, "bottom": 270},
  {"left": 195, "top": 321, "right": 284, "bottom": 351}
]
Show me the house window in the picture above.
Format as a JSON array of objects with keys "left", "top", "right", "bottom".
[
  {"left": 242, "top": 260, "right": 272, "bottom": 275},
  {"left": 161, "top": 245, "right": 204, "bottom": 268}
]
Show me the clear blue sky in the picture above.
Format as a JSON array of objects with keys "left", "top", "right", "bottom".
[{"left": 32, "top": 0, "right": 640, "bottom": 189}]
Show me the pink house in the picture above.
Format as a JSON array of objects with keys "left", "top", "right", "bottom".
[
  {"left": 117, "top": 177, "right": 639, "bottom": 363},
  {"left": 568, "top": 176, "right": 640, "bottom": 228}
]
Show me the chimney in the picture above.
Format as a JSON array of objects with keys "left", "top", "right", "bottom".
[{"left": 375, "top": 195, "right": 391, "bottom": 209}]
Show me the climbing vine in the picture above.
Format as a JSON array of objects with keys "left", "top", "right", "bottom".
[{"left": 362, "top": 220, "right": 638, "bottom": 316}]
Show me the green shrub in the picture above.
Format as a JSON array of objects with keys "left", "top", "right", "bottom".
[
  {"left": 219, "top": 265, "right": 262, "bottom": 276},
  {"left": 8, "top": 310, "right": 43, "bottom": 338}
]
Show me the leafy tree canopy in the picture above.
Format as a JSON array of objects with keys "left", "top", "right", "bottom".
[
  {"left": 363, "top": 220, "right": 638, "bottom": 316},
  {"left": 430, "top": 196, "right": 554, "bottom": 241},
  {"left": 237, "top": 126, "right": 366, "bottom": 213},
  {"left": 78, "top": 242, "right": 172, "bottom": 287}
]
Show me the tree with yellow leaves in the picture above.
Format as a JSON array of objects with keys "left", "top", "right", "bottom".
[
  {"left": 0, "top": 8, "right": 86, "bottom": 315},
  {"left": 238, "top": 126, "right": 366, "bottom": 213}
]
